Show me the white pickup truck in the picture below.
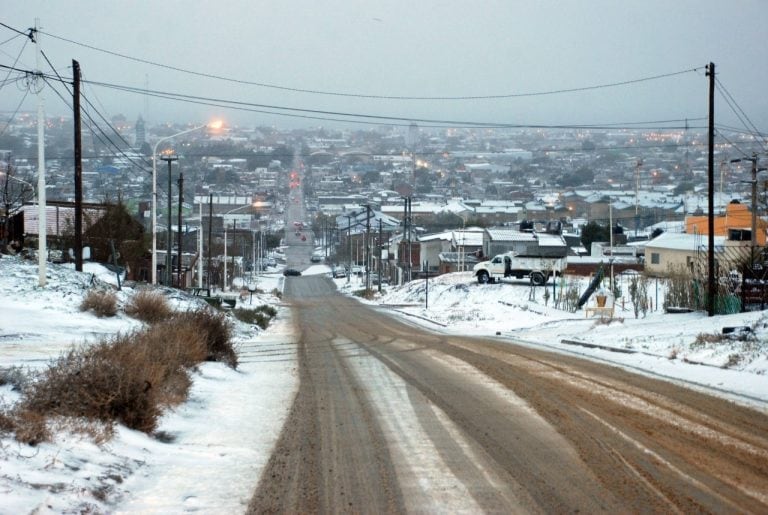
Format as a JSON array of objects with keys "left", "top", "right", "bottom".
[{"left": 472, "top": 252, "right": 566, "bottom": 285}]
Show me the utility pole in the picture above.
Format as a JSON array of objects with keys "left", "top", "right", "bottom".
[
  {"left": 634, "top": 159, "right": 642, "bottom": 238},
  {"left": 378, "top": 218, "right": 383, "bottom": 293},
  {"left": 161, "top": 154, "right": 178, "bottom": 286},
  {"left": 706, "top": 62, "right": 715, "bottom": 317},
  {"left": 731, "top": 154, "right": 767, "bottom": 264},
  {"left": 34, "top": 19, "right": 47, "bottom": 287},
  {"left": 365, "top": 204, "right": 381, "bottom": 290},
  {"left": 207, "top": 193, "right": 212, "bottom": 289},
  {"left": 346, "top": 214, "right": 352, "bottom": 284},
  {"left": 177, "top": 170, "right": 183, "bottom": 288},
  {"left": 407, "top": 197, "right": 413, "bottom": 282},
  {"left": 72, "top": 60, "right": 83, "bottom": 272},
  {"left": 198, "top": 201, "right": 203, "bottom": 288}
]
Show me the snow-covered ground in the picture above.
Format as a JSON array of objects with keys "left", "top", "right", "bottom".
[
  {"left": 1, "top": 256, "right": 766, "bottom": 512},
  {"left": 0, "top": 256, "right": 297, "bottom": 513}
]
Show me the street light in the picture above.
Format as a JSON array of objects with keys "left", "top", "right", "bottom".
[{"left": 151, "top": 120, "right": 222, "bottom": 285}]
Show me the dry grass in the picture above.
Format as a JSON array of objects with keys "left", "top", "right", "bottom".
[
  {"left": 169, "top": 309, "right": 237, "bottom": 367},
  {"left": 232, "top": 305, "right": 278, "bottom": 329},
  {"left": 125, "top": 290, "right": 173, "bottom": 323},
  {"left": 9, "top": 307, "right": 237, "bottom": 442},
  {"left": 80, "top": 290, "right": 118, "bottom": 318}
]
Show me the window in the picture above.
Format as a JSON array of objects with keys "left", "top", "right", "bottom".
[{"left": 650, "top": 252, "right": 660, "bottom": 265}]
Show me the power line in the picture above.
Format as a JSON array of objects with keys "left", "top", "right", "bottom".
[
  {"left": 38, "top": 50, "right": 153, "bottom": 176},
  {"left": 0, "top": 33, "right": 24, "bottom": 47},
  {"left": 0, "top": 22, "right": 32, "bottom": 39},
  {"left": 0, "top": 38, "right": 29, "bottom": 92},
  {"left": 0, "top": 62, "right": 713, "bottom": 131},
  {"left": 0, "top": 88, "right": 28, "bottom": 138},
  {"left": 89, "top": 77, "right": 707, "bottom": 131},
  {"left": 715, "top": 129, "right": 756, "bottom": 158},
  {"left": 36, "top": 27, "right": 703, "bottom": 101},
  {"left": 715, "top": 78, "right": 767, "bottom": 151}
]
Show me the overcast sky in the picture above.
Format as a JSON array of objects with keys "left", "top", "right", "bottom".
[{"left": 2, "top": 1, "right": 767, "bottom": 135}]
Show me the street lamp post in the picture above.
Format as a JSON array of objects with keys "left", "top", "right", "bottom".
[{"left": 151, "top": 121, "right": 221, "bottom": 285}]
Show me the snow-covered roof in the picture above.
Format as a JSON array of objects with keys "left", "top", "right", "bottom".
[
  {"left": 485, "top": 229, "right": 566, "bottom": 247},
  {"left": 645, "top": 232, "right": 725, "bottom": 251},
  {"left": 451, "top": 230, "right": 483, "bottom": 247}
]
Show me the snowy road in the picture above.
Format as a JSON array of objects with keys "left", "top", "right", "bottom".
[{"left": 248, "top": 275, "right": 768, "bottom": 513}]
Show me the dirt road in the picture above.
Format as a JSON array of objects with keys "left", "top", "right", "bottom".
[{"left": 248, "top": 275, "right": 768, "bottom": 513}]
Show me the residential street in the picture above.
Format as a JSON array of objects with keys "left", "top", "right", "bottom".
[{"left": 248, "top": 275, "right": 768, "bottom": 513}]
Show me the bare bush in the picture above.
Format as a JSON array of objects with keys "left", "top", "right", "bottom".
[
  {"left": 168, "top": 309, "right": 237, "bottom": 368},
  {"left": 125, "top": 290, "right": 173, "bottom": 323},
  {"left": 0, "top": 365, "right": 29, "bottom": 390},
  {"left": 20, "top": 334, "right": 167, "bottom": 433},
  {"left": 663, "top": 265, "right": 704, "bottom": 312},
  {"left": 80, "top": 289, "right": 118, "bottom": 318},
  {"left": 11, "top": 409, "right": 50, "bottom": 446},
  {"left": 8, "top": 305, "right": 237, "bottom": 442},
  {"left": 233, "top": 305, "right": 277, "bottom": 329}
]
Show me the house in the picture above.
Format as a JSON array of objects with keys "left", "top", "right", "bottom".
[
  {"left": 685, "top": 200, "right": 767, "bottom": 246},
  {"left": 644, "top": 232, "right": 725, "bottom": 276}
]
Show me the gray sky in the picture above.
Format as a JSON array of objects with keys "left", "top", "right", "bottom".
[{"left": 2, "top": 0, "right": 767, "bottom": 133}]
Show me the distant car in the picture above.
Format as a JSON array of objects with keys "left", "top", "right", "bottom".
[
  {"left": 283, "top": 268, "right": 302, "bottom": 277},
  {"left": 310, "top": 255, "right": 322, "bottom": 263},
  {"left": 332, "top": 267, "right": 347, "bottom": 278}
]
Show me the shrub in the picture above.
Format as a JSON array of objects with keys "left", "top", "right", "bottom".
[
  {"left": 232, "top": 305, "right": 278, "bottom": 329},
  {"left": 80, "top": 289, "right": 118, "bottom": 318},
  {"left": 0, "top": 366, "right": 29, "bottom": 390},
  {"left": 353, "top": 288, "right": 376, "bottom": 300},
  {"left": 271, "top": 288, "right": 282, "bottom": 300},
  {"left": 8, "top": 307, "right": 237, "bottom": 442},
  {"left": 10, "top": 409, "right": 50, "bottom": 446},
  {"left": 168, "top": 309, "right": 237, "bottom": 368},
  {"left": 19, "top": 335, "right": 167, "bottom": 433},
  {"left": 125, "top": 290, "right": 173, "bottom": 323}
]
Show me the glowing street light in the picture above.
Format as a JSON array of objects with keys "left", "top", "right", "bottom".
[{"left": 151, "top": 120, "right": 222, "bottom": 285}]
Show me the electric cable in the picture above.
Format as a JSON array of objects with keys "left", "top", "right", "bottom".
[
  {"left": 38, "top": 27, "right": 703, "bottom": 101},
  {"left": 39, "top": 51, "right": 154, "bottom": 175},
  {"left": 90, "top": 78, "right": 706, "bottom": 131},
  {"left": 0, "top": 38, "right": 28, "bottom": 92},
  {"left": 715, "top": 78, "right": 767, "bottom": 151}
]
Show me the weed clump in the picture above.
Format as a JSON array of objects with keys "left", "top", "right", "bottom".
[
  {"left": 7, "top": 307, "right": 237, "bottom": 442},
  {"left": 125, "top": 290, "right": 173, "bottom": 323},
  {"left": 169, "top": 309, "right": 237, "bottom": 368},
  {"left": 80, "top": 289, "right": 118, "bottom": 317},
  {"left": 233, "top": 304, "right": 278, "bottom": 329}
]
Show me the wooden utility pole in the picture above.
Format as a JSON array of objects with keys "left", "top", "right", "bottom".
[
  {"left": 72, "top": 59, "right": 83, "bottom": 271},
  {"left": 208, "top": 193, "right": 213, "bottom": 288},
  {"left": 161, "top": 155, "right": 178, "bottom": 286},
  {"left": 177, "top": 171, "right": 183, "bottom": 288},
  {"left": 706, "top": 62, "right": 715, "bottom": 317},
  {"left": 378, "top": 217, "right": 383, "bottom": 293}
]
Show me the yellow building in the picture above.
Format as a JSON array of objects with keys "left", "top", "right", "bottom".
[{"left": 685, "top": 201, "right": 767, "bottom": 245}]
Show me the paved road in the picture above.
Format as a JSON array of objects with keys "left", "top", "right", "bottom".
[{"left": 248, "top": 275, "right": 768, "bottom": 514}]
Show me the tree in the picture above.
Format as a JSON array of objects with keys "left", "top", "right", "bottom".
[
  {"left": 580, "top": 221, "right": 609, "bottom": 251},
  {"left": 558, "top": 166, "right": 594, "bottom": 188},
  {"left": 673, "top": 180, "right": 695, "bottom": 196},
  {"left": 1, "top": 163, "right": 34, "bottom": 250}
]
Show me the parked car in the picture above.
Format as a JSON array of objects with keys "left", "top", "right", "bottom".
[
  {"left": 332, "top": 266, "right": 347, "bottom": 278},
  {"left": 283, "top": 268, "right": 302, "bottom": 276}
]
